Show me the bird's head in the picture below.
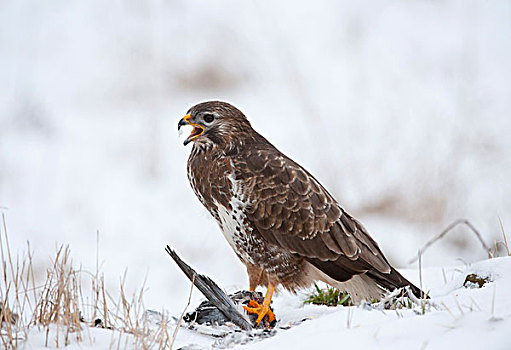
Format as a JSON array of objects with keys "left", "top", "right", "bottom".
[{"left": 178, "top": 101, "right": 252, "bottom": 148}]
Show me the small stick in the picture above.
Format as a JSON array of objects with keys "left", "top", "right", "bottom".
[
  {"left": 408, "top": 219, "right": 491, "bottom": 264},
  {"left": 170, "top": 274, "right": 195, "bottom": 350}
]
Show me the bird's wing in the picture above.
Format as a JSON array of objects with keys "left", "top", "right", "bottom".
[{"left": 232, "top": 145, "right": 392, "bottom": 278}]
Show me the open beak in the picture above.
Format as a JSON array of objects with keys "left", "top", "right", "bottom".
[{"left": 178, "top": 114, "right": 205, "bottom": 146}]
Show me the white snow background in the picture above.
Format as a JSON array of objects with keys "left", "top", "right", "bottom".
[{"left": 1, "top": 0, "right": 510, "bottom": 349}]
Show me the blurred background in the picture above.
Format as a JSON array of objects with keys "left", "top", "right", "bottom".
[{"left": 1, "top": 0, "right": 510, "bottom": 312}]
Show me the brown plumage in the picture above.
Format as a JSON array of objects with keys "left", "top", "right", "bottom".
[{"left": 178, "top": 101, "right": 422, "bottom": 310}]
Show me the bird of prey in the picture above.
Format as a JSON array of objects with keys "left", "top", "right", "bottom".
[{"left": 178, "top": 101, "right": 423, "bottom": 325}]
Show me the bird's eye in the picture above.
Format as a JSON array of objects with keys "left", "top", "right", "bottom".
[{"left": 203, "top": 114, "right": 215, "bottom": 123}]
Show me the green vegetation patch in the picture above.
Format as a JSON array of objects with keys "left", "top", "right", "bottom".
[{"left": 304, "top": 283, "right": 352, "bottom": 307}]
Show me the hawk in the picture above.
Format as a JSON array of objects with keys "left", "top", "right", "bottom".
[{"left": 178, "top": 101, "right": 423, "bottom": 325}]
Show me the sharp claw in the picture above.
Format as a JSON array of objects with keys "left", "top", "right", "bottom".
[
  {"left": 247, "top": 300, "right": 260, "bottom": 308},
  {"left": 243, "top": 299, "right": 276, "bottom": 326}
]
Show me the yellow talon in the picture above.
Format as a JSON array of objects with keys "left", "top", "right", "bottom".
[{"left": 243, "top": 284, "right": 276, "bottom": 325}]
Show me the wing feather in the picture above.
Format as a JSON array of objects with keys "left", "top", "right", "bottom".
[{"left": 233, "top": 146, "right": 392, "bottom": 276}]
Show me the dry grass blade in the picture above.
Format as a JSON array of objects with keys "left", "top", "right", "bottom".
[
  {"left": 498, "top": 217, "right": 510, "bottom": 256},
  {"left": 32, "top": 245, "right": 84, "bottom": 346},
  {"left": 1, "top": 212, "right": 172, "bottom": 349},
  {"left": 0, "top": 213, "right": 184, "bottom": 349},
  {"left": 491, "top": 284, "right": 496, "bottom": 316},
  {"left": 170, "top": 274, "right": 195, "bottom": 350},
  {"left": 1, "top": 212, "right": 27, "bottom": 349}
]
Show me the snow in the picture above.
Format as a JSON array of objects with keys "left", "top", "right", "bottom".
[
  {"left": 15, "top": 257, "right": 511, "bottom": 349},
  {"left": 1, "top": 0, "right": 510, "bottom": 348},
  {"left": 240, "top": 258, "right": 511, "bottom": 350},
  {"left": 243, "top": 258, "right": 511, "bottom": 350},
  {"left": 1, "top": 0, "right": 509, "bottom": 314}
]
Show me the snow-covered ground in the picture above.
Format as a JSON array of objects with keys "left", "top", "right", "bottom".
[
  {"left": 243, "top": 257, "right": 511, "bottom": 350},
  {"left": 15, "top": 257, "right": 511, "bottom": 349},
  {"left": 1, "top": 0, "right": 510, "bottom": 348}
]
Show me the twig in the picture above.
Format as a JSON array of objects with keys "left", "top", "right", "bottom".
[
  {"left": 170, "top": 274, "right": 195, "bottom": 350},
  {"left": 408, "top": 219, "right": 491, "bottom": 264}
]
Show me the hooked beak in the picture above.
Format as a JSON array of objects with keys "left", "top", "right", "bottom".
[{"left": 178, "top": 114, "right": 205, "bottom": 146}]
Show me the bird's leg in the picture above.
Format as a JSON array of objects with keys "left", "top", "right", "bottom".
[
  {"left": 248, "top": 268, "right": 264, "bottom": 292},
  {"left": 243, "top": 283, "right": 276, "bottom": 325}
]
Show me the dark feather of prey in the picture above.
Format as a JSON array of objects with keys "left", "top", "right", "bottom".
[{"left": 165, "top": 245, "right": 253, "bottom": 331}]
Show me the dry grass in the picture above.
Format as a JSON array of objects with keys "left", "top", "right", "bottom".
[
  {"left": 498, "top": 217, "right": 510, "bottom": 257},
  {"left": 32, "top": 245, "right": 84, "bottom": 347},
  {"left": 170, "top": 274, "right": 195, "bottom": 350},
  {"left": 0, "top": 213, "right": 171, "bottom": 349}
]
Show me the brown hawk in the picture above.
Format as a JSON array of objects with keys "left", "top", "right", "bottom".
[{"left": 178, "top": 101, "right": 423, "bottom": 325}]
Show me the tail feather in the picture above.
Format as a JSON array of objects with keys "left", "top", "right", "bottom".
[
  {"left": 366, "top": 267, "right": 425, "bottom": 298},
  {"left": 307, "top": 257, "right": 426, "bottom": 300}
]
